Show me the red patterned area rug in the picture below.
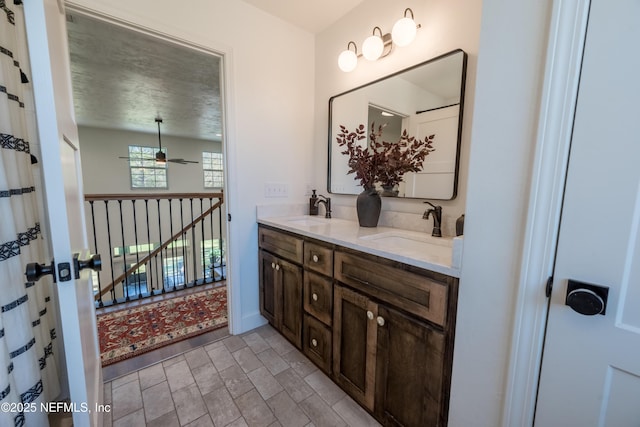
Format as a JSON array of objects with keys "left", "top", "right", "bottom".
[{"left": 97, "top": 286, "right": 227, "bottom": 366}]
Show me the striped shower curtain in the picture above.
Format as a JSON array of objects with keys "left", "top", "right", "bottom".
[{"left": 1, "top": 2, "right": 61, "bottom": 426}]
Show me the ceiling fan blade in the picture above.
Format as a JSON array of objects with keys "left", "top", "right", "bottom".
[{"left": 167, "top": 159, "right": 199, "bottom": 164}]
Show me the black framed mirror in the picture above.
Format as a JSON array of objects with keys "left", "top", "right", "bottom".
[{"left": 328, "top": 49, "right": 467, "bottom": 199}]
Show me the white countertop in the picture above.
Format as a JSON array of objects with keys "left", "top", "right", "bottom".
[{"left": 258, "top": 215, "right": 462, "bottom": 278}]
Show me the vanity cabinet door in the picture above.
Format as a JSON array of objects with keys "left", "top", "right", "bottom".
[
  {"left": 259, "top": 249, "right": 279, "bottom": 326},
  {"left": 259, "top": 249, "right": 303, "bottom": 348},
  {"left": 375, "top": 305, "right": 446, "bottom": 427},
  {"left": 279, "top": 258, "right": 303, "bottom": 348},
  {"left": 333, "top": 284, "right": 378, "bottom": 411}
]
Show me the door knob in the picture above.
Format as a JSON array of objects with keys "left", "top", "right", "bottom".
[
  {"left": 377, "top": 316, "right": 385, "bottom": 326},
  {"left": 73, "top": 253, "right": 102, "bottom": 279},
  {"left": 25, "top": 260, "right": 55, "bottom": 282},
  {"left": 366, "top": 310, "right": 374, "bottom": 320},
  {"left": 565, "top": 279, "right": 609, "bottom": 316}
]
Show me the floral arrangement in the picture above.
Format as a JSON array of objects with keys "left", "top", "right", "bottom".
[{"left": 336, "top": 123, "right": 435, "bottom": 190}]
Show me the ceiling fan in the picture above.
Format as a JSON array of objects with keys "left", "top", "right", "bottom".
[{"left": 119, "top": 118, "right": 199, "bottom": 165}]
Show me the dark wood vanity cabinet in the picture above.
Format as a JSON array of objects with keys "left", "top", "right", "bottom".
[
  {"left": 258, "top": 224, "right": 458, "bottom": 426},
  {"left": 258, "top": 227, "right": 303, "bottom": 348}
]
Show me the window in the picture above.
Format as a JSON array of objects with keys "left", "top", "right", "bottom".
[
  {"left": 203, "top": 152, "right": 224, "bottom": 188},
  {"left": 128, "top": 145, "right": 167, "bottom": 189}
]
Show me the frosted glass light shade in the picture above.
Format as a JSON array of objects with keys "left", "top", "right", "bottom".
[
  {"left": 362, "top": 35, "right": 384, "bottom": 61},
  {"left": 392, "top": 17, "right": 417, "bottom": 47},
  {"left": 338, "top": 49, "right": 358, "bottom": 72}
]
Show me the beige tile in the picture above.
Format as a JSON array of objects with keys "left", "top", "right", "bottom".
[
  {"left": 147, "top": 410, "right": 180, "bottom": 427},
  {"left": 248, "top": 367, "right": 284, "bottom": 401},
  {"left": 274, "top": 369, "right": 314, "bottom": 403},
  {"left": 265, "top": 333, "right": 296, "bottom": 356},
  {"left": 267, "top": 391, "right": 310, "bottom": 427},
  {"left": 280, "top": 351, "right": 317, "bottom": 379},
  {"left": 142, "top": 381, "right": 174, "bottom": 422},
  {"left": 112, "top": 372, "right": 138, "bottom": 389},
  {"left": 234, "top": 389, "right": 276, "bottom": 427},
  {"left": 112, "top": 379, "right": 143, "bottom": 420},
  {"left": 242, "top": 332, "right": 271, "bottom": 354},
  {"left": 304, "top": 371, "right": 345, "bottom": 406},
  {"left": 192, "top": 362, "right": 224, "bottom": 395},
  {"left": 202, "top": 387, "right": 241, "bottom": 427},
  {"left": 104, "top": 381, "right": 113, "bottom": 405},
  {"left": 298, "top": 395, "right": 346, "bottom": 427},
  {"left": 255, "top": 325, "right": 278, "bottom": 340},
  {"left": 113, "top": 408, "right": 145, "bottom": 427},
  {"left": 173, "top": 384, "right": 208, "bottom": 426},
  {"left": 268, "top": 422, "right": 283, "bottom": 427},
  {"left": 256, "top": 349, "right": 289, "bottom": 376},
  {"left": 139, "top": 363, "right": 167, "bottom": 390},
  {"left": 185, "top": 347, "right": 212, "bottom": 370},
  {"left": 220, "top": 364, "right": 254, "bottom": 398},
  {"left": 332, "top": 396, "right": 380, "bottom": 427},
  {"left": 162, "top": 354, "right": 186, "bottom": 368},
  {"left": 233, "top": 347, "right": 264, "bottom": 373},
  {"left": 165, "top": 360, "right": 196, "bottom": 392},
  {"left": 226, "top": 418, "right": 249, "bottom": 427},
  {"left": 207, "top": 344, "right": 237, "bottom": 372},
  {"left": 184, "top": 414, "right": 215, "bottom": 427},
  {"left": 203, "top": 339, "right": 225, "bottom": 352},
  {"left": 223, "top": 335, "right": 247, "bottom": 353}
]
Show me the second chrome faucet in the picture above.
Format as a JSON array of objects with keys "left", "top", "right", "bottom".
[{"left": 423, "top": 201, "right": 442, "bottom": 237}]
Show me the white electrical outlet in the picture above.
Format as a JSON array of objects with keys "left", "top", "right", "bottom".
[{"left": 264, "top": 182, "right": 289, "bottom": 198}]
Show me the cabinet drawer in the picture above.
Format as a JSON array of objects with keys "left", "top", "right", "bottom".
[
  {"left": 304, "top": 241, "right": 333, "bottom": 276},
  {"left": 303, "top": 271, "right": 333, "bottom": 326},
  {"left": 334, "top": 251, "right": 448, "bottom": 327},
  {"left": 303, "top": 314, "right": 332, "bottom": 374},
  {"left": 259, "top": 226, "right": 303, "bottom": 264}
]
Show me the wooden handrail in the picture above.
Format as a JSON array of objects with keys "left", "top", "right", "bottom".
[
  {"left": 94, "top": 198, "right": 224, "bottom": 300},
  {"left": 85, "top": 191, "right": 223, "bottom": 202}
]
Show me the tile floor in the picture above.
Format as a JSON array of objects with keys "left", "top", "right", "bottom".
[{"left": 104, "top": 324, "right": 381, "bottom": 427}]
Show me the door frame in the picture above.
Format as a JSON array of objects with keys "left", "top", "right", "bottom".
[
  {"left": 501, "top": 0, "right": 591, "bottom": 425},
  {"left": 63, "top": 3, "right": 240, "bottom": 333}
]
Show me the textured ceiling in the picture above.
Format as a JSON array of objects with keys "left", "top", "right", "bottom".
[{"left": 66, "top": 13, "right": 222, "bottom": 141}]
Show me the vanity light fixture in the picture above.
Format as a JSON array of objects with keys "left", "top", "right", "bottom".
[
  {"left": 392, "top": 8, "right": 419, "bottom": 47},
  {"left": 381, "top": 111, "right": 395, "bottom": 117},
  {"left": 338, "top": 41, "right": 359, "bottom": 72},
  {"left": 337, "top": 8, "right": 420, "bottom": 72}
]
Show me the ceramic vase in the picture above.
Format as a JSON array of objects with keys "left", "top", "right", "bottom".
[{"left": 356, "top": 188, "right": 381, "bottom": 227}]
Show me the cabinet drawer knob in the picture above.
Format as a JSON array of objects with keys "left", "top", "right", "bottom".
[
  {"left": 311, "top": 338, "right": 318, "bottom": 347},
  {"left": 377, "top": 316, "right": 385, "bottom": 327},
  {"left": 312, "top": 254, "right": 319, "bottom": 263},
  {"left": 367, "top": 310, "right": 374, "bottom": 320},
  {"left": 271, "top": 262, "right": 275, "bottom": 269},
  {"left": 275, "top": 264, "right": 280, "bottom": 271},
  {"left": 312, "top": 293, "right": 318, "bottom": 301}
]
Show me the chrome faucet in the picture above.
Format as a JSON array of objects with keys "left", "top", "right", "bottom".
[
  {"left": 422, "top": 201, "right": 442, "bottom": 237},
  {"left": 315, "top": 195, "right": 332, "bottom": 218}
]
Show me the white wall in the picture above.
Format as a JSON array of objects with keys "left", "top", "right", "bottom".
[
  {"left": 314, "top": 0, "right": 482, "bottom": 236},
  {"left": 79, "top": 126, "right": 222, "bottom": 193},
  {"left": 68, "top": 0, "right": 316, "bottom": 333}
]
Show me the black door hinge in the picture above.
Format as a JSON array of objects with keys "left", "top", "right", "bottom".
[
  {"left": 545, "top": 276, "right": 554, "bottom": 298},
  {"left": 228, "top": 213, "right": 231, "bottom": 222}
]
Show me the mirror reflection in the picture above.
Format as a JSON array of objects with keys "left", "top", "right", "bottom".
[{"left": 328, "top": 49, "right": 467, "bottom": 199}]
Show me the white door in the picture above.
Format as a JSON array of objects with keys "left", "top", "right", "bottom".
[
  {"left": 535, "top": 0, "right": 640, "bottom": 425},
  {"left": 23, "top": 1, "right": 102, "bottom": 426}
]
